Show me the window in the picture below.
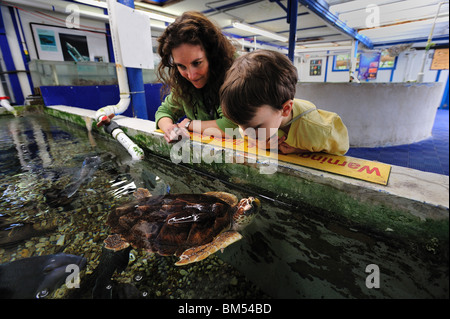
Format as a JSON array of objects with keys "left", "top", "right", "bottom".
[
  {"left": 333, "top": 54, "right": 351, "bottom": 71},
  {"left": 379, "top": 50, "right": 396, "bottom": 69}
]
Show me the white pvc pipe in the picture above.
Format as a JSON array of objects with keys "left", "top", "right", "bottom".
[
  {"left": 111, "top": 128, "right": 144, "bottom": 160},
  {"left": 98, "top": 0, "right": 143, "bottom": 161},
  {"left": 95, "top": 92, "right": 130, "bottom": 123},
  {"left": 0, "top": 99, "right": 15, "bottom": 113},
  {"left": 95, "top": 0, "right": 130, "bottom": 123},
  {"left": 0, "top": 82, "right": 16, "bottom": 115}
]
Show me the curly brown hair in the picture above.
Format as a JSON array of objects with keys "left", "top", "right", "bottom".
[{"left": 157, "top": 11, "right": 236, "bottom": 112}]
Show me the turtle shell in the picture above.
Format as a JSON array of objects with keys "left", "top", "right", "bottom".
[{"left": 106, "top": 193, "right": 233, "bottom": 256}]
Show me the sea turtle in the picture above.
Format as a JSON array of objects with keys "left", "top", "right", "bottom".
[{"left": 104, "top": 188, "right": 260, "bottom": 266}]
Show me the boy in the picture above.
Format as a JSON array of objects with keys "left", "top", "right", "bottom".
[{"left": 219, "top": 50, "right": 349, "bottom": 156}]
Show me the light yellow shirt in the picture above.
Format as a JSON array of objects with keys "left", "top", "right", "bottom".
[{"left": 280, "top": 99, "right": 349, "bottom": 155}]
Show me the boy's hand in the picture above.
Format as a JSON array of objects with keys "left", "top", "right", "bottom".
[
  {"left": 278, "top": 142, "right": 298, "bottom": 154},
  {"left": 277, "top": 136, "right": 308, "bottom": 155},
  {"left": 277, "top": 135, "right": 287, "bottom": 145}
]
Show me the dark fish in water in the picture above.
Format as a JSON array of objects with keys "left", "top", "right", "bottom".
[
  {"left": 0, "top": 218, "right": 58, "bottom": 247},
  {"left": 44, "top": 155, "right": 101, "bottom": 207},
  {"left": 0, "top": 253, "right": 87, "bottom": 298},
  {"left": 64, "top": 155, "right": 101, "bottom": 198}
]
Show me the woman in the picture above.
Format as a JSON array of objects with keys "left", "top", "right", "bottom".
[{"left": 155, "top": 11, "right": 237, "bottom": 143}]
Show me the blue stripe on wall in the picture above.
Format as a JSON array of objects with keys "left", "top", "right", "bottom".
[{"left": 0, "top": 6, "right": 24, "bottom": 104}]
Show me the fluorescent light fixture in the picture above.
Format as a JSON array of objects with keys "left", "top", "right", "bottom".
[
  {"left": 142, "top": 11, "right": 175, "bottom": 23},
  {"left": 73, "top": 0, "right": 175, "bottom": 23},
  {"left": 74, "top": 0, "right": 108, "bottom": 9},
  {"left": 134, "top": 2, "right": 176, "bottom": 23},
  {"left": 295, "top": 41, "right": 352, "bottom": 53},
  {"left": 297, "top": 42, "right": 339, "bottom": 48},
  {"left": 295, "top": 46, "right": 352, "bottom": 53},
  {"left": 232, "top": 21, "right": 288, "bottom": 42}
]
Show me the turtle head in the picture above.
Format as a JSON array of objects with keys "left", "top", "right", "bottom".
[{"left": 232, "top": 197, "right": 260, "bottom": 230}]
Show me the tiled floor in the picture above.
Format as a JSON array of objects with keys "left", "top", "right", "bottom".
[{"left": 346, "top": 108, "right": 449, "bottom": 176}]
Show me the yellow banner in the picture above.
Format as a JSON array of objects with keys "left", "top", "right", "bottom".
[
  {"left": 155, "top": 130, "right": 391, "bottom": 185},
  {"left": 277, "top": 153, "right": 391, "bottom": 185}
]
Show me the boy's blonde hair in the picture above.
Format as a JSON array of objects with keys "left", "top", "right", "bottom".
[{"left": 220, "top": 50, "right": 298, "bottom": 125}]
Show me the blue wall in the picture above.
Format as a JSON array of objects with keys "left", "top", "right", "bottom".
[
  {"left": 440, "top": 76, "right": 449, "bottom": 109},
  {"left": 40, "top": 83, "right": 163, "bottom": 121}
]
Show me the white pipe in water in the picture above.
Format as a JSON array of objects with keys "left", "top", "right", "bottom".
[{"left": 0, "top": 82, "right": 16, "bottom": 115}]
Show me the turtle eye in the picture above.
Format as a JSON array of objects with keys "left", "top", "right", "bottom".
[
  {"left": 244, "top": 197, "right": 260, "bottom": 215},
  {"left": 239, "top": 199, "right": 252, "bottom": 211}
]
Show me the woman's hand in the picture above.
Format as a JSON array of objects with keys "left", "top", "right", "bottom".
[
  {"left": 178, "top": 118, "right": 192, "bottom": 131},
  {"left": 158, "top": 117, "right": 190, "bottom": 143},
  {"left": 164, "top": 124, "right": 190, "bottom": 143}
]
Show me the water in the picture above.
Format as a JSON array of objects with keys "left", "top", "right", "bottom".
[
  {"left": 1, "top": 113, "right": 448, "bottom": 299},
  {"left": 0, "top": 114, "right": 268, "bottom": 299}
]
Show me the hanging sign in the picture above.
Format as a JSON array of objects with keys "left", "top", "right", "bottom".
[
  {"left": 358, "top": 52, "right": 381, "bottom": 81},
  {"left": 431, "top": 48, "right": 449, "bottom": 70}
]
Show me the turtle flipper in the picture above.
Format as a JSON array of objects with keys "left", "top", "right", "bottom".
[
  {"left": 203, "top": 192, "right": 238, "bottom": 207},
  {"left": 104, "top": 234, "right": 130, "bottom": 251},
  {"left": 175, "top": 231, "right": 242, "bottom": 266}
]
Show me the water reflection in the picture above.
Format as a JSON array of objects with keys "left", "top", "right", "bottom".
[
  {"left": 0, "top": 114, "right": 447, "bottom": 299},
  {"left": 0, "top": 114, "right": 267, "bottom": 299}
]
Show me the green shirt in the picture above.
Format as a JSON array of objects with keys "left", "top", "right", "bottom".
[{"left": 155, "top": 90, "right": 237, "bottom": 132}]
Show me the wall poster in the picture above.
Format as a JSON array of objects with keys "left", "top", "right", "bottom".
[
  {"left": 31, "top": 23, "right": 109, "bottom": 62},
  {"left": 358, "top": 52, "right": 381, "bottom": 81},
  {"left": 37, "top": 29, "right": 58, "bottom": 52},
  {"left": 59, "top": 33, "right": 90, "bottom": 62},
  {"left": 431, "top": 48, "right": 449, "bottom": 70},
  {"left": 310, "top": 59, "right": 322, "bottom": 76}
]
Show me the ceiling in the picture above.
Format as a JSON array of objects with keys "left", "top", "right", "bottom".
[
  {"left": 130, "top": 0, "right": 449, "bottom": 53},
  {"left": 5, "top": 0, "right": 448, "bottom": 54}
]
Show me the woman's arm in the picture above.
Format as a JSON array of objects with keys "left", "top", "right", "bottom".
[{"left": 179, "top": 118, "right": 226, "bottom": 138}]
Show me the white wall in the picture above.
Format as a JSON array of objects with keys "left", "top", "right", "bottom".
[{"left": 295, "top": 82, "right": 445, "bottom": 147}]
